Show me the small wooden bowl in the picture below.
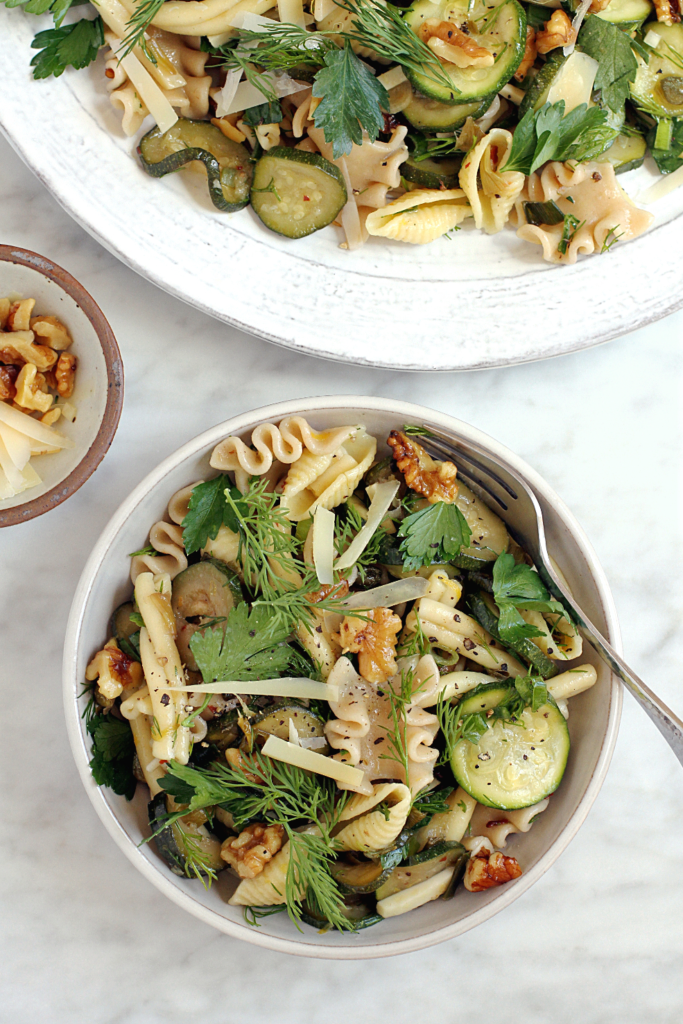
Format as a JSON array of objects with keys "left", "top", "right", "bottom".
[{"left": 0, "top": 246, "right": 123, "bottom": 527}]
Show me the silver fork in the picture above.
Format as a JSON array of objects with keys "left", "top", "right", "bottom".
[{"left": 421, "top": 426, "right": 683, "bottom": 765}]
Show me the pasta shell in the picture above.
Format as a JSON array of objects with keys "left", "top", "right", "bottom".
[
  {"left": 366, "top": 189, "right": 472, "bottom": 244},
  {"left": 280, "top": 428, "right": 377, "bottom": 521},
  {"left": 335, "top": 782, "right": 411, "bottom": 851},
  {"left": 459, "top": 128, "right": 525, "bottom": 234},
  {"left": 229, "top": 842, "right": 292, "bottom": 906}
]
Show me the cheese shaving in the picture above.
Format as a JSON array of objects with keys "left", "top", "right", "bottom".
[
  {"left": 564, "top": 0, "right": 591, "bottom": 56},
  {"left": 166, "top": 677, "right": 340, "bottom": 701},
  {"left": 637, "top": 163, "right": 683, "bottom": 203},
  {"left": 214, "top": 69, "right": 243, "bottom": 117},
  {"left": 313, "top": 506, "right": 335, "bottom": 585},
  {"left": 0, "top": 402, "right": 73, "bottom": 448},
  {"left": 288, "top": 718, "right": 301, "bottom": 745},
  {"left": 0, "top": 422, "right": 31, "bottom": 472},
  {"left": 223, "top": 73, "right": 309, "bottom": 115},
  {"left": 340, "top": 575, "right": 429, "bottom": 609},
  {"left": 335, "top": 479, "right": 399, "bottom": 570},
  {"left": 377, "top": 65, "right": 408, "bottom": 90},
  {"left": 262, "top": 734, "right": 365, "bottom": 787},
  {"left": 644, "top": 29, "right": 661, "bottom": 48}
]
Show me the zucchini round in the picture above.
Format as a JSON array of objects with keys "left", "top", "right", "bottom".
[
  {"left": 138, "top": 118, "right": 252, "bottom": 212},
  {"left": 595, "top": 0, "right": 652, "bottom": 27},
  {"left": 205, "top": 709, "right": 241, "bottom": 750},
  {"left": 468, "top": 591, "right": 558, "bottom": 679},
  {"left": 250, "top": 147, "right": 347, "bottom": 239},
  {"left": 403, "top": 0, "right": 526, "bottom": 104},
  {"left": 172, "top": 559, "right": 243, "bottom": 672},
  {"left": 631, "top": 22, "right": 683, "bottom": 117},
  {"left": 458, "top": 682, "right": 513, "bottom": 715},
  {"left": 450, "top": 690, "right": 570, "bottom": 809},
  {"left": 330, "top": 856, "right": 392, "bottom": 894},
  {"left": 403, "top": 90, "right": 494, "bottom": 131},
  {"left": 301, "top": 895, "right": 382, "bottom": 930},
  {"left": 148, "top": 792, "right": 224, "bottom": 877},
  {"left": 602, "top": 131, "right": 647, "bottom": 173},
  {"left": 250, "top": 704, "right": 328, "bottom": 751},
  {"left": 110, "top": 601, "right": 138, "bottom": 641},
  {"left": 375, "top": 841, "right": 466, "bottom": 899},
  {"left": 402, "top": 153, "right": 463, "bottom": 188}
]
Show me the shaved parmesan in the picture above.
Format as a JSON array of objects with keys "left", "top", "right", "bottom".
[
  {"left": 214, "top": 68, "right": 243, "bottom": 118},
  {"left": 262, "top": 734, "right": 365, "bottom": 787},
  {"left": 564, "top": 0, "right": 591, "bottom": 56},
  {"left": 288, "top": 718, "right": 300, "bottom": 745},
  {"left": 377, "top": 65, "right": 407, "bottom": 90},
  {"left": 0, "top": 436, "right": 24, "bottom": 493},
  {"left": 341, "top": 576, "right": 429, "bottom": 610},
  {"left": 638, "top": 163, "right": 683, "bottom": 203},
  {"left": 377, "top": 867, "right": 455, "bottom": 918},
  {"left": 223, "top": 72, "right": 309, "bottom": 115},
  {"left": 313, "top": 506, "right": 335, "bottom": 585},
  {"left": 313, "top": 0, "right": 337, "bottom": 18},
  {"left": 335, "top": 480, "right": 399, "bottom": 570},
  {"left": 0, "top": 402, "right": 73, "bottom": 448},
  {"left": 166, "top": 676, "right": 340, "bottom": 701},
  {"left": 336, "top": 156, "right": 364, "bottom": 250},
  {"left": 0, "top": 422, "right": 31, "bottom": 472},
  {"left": 644, "top": 28, "right": 661, "bottom": 48},
  {"left": 547, "top": 51, "right": 598, "bottom": 111}
]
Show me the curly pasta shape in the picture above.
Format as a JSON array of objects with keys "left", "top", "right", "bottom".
[
  {"left": 520, "top": 609, "right": 582, "bottom": 660},
  {"left": 468, "top": 797, "right": 550, "bottom": 849},
  {"left": 335, "top": 782, "right": 411, "bottom": 851},
  {"left": 315, "top": 0, "right": 390, "bottom": 60},
  {"left": 228, "top": 841, "right": 293, "bottom": 906},
  {"left": 515, "top": 161, "right": 653, "bottom": 264},
  {"left": 307, "top": 125, "right": 409, "bottom": 209},
  {"left": 279, "top": 426, "right": 377, "bottom": 521},
  {"left": 366, "top": 189, "right": 472, "bottom": 244},
  {"left": 325, "top": 655, "right": 439, "bottom": 796},
  {"left": 129, "top": 483, "right": 193, "bottom": 583},
  {"left": 459, "top": 128, "right": 525, "bottom": 233},
  {"left": 210, "top": 416, "right": 360, "bottom": 485}
]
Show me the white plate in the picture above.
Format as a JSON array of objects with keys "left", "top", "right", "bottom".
[
  {"left": 64, "top": 396, "right": 622, "bottom": 958},
  {"left": 2, "top": 9, "right": 682, "bottom": 370}
]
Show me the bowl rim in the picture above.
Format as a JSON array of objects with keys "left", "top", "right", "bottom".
[
  {"left": 0, "top": 245, "right": 124, "bottom": 527},
  {"left": 63, "top": 395, "right": 623, "bottom": 959}
]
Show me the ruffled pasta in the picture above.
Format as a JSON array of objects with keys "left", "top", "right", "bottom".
[
  {"left": 307, "top": 125, "right": 409, "bottom": 209},
  {"left": 130, "top": 484, "right": 192, "bottom": 583},
  {"left": 520, "top": 609, "right": 582, "bottom": 660},
  {"left": 366, "top": 189, "right": 472, "bottom": 244},
  {"left": 315, "top": 0, "right": 390, "bottom": 60},
  {"left": 279, "top": 427, "right": 377, "bottom": 521},
  {"left": 468, "top": 797, "right": 550, "bottom": 849},
  {"left": 335, "top": 782, "right": 411, "bottom": 851},
  {"left": 459, "top": 128, "right": 525, "bottom": 234},
  {"left": 515, "top": 161, "right": 654, "bottom": 264},
  {"left": 324, "top": 655, "right": 439, "bottom": 796}
]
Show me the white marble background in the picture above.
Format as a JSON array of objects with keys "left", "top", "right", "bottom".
[{"left": 1, "top": 133, "right": 682, "bottom": 1024}]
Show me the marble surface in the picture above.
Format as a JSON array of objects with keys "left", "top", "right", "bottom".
[{"left": 1, "top": 132, "right": 682, "bottom": 1023}]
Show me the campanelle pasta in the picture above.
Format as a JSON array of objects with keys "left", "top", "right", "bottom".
[{"left": 84, "top": 414, "right": 597, "bottom": 932}]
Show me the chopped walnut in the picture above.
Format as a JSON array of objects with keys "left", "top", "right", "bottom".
[
  {"left": 14, "top": 364, "right": 53, "bottom": 413},
  {"left": 337, "top": 606, "right": 402, "bottom": 684},
  {"left": 225, "top": 746, "right": 263, "bottom": 784},
  {"left": 588, "top": 0, "right": 612, "bottom": 10},
  {"left": 536, "top": 10, "right": 575, "bottom": 53},
  {"left": 306, "top": 580, "right": 350, "bottom": 604},
  {"left": 464, "top": 849, "right": 523, "bottom": 891},
  {"left": 0, "top": 331, "right": 58, "bottom": 371},
  {"left": 7, "top": 299, "right": 35, "bottom": 332},
  {"left": 221, "top": 822, "right": 285, "bottom": 879},
  {"left": 54, "top": 351, "right": 77, "bottom": 398},
  {"left": 387, "top": 430, "right": 459, "bottom": 504},
  {"left": 0, "top": 298, "right": 9, "bottom": 330},
  {"left": 419, "top": 19, "right": 494, "bottom": 68},
  {"left": 514, "top": 26, "right": 537, "bottom": 81},
  {"left": 86, "top": 639, "right": 143, "bottom": 701},
  {"left": 29, "top": 314, "right": 72, "bottom": 350},
  {"left": 0, "top": 365, "right": 18, "bottom": 402},
  {"left": 654, "top": 0, "right": 681, "bottom": 23}
]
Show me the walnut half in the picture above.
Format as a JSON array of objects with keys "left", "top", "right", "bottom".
[
  {"left": 536, "top": 10, "right": 576, "bottom": 53},
  {"left": 387, "top": 430, "right": 459, "bottom": 504},
  {"left": 464, "top": 849, "right": 523, "bottom": 891},
  {"left": 221, "top": 823, "right": 285, "bottom": 879},
  {"left": 337, "top": 606, "right": 402, "bottom": 684}
]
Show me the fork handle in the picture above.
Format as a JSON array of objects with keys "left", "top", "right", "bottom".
[{"left": 543, "top": 577, "right": 683, "bottom": 765}]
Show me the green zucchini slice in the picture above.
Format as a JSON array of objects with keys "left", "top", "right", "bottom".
[
  {"left": 250, "top": 147, "right": 347, "bottom": 239},
  {"left": 402, "top": 152, "right": 463, "bottom": 188},
  {"left": 250, "top": 704, "right": 328, "bottom": 751},
  {"left": 450, "top": 689, "right": 570, "bottom": 809},
  {"left": 205, "top": 710, "right": 241, "bottom": 750},
  {"left": 330, "top": 856, "right": 392, "bottom": 894},
  {"left": 594, "top": 0, "right": 652, "bottom": 27},
  {"left": 458, "top": 682, "right": 514, "bottom": 715},
  {"left": 403, "top": 90, "right": 494, "bottom": 132},
  {"left": 138, "top": 118, "right": 252, "bottom": 212},
  {"left": 602, "top": 131, "right": 647, "bottom": 173},
  {"left": 468, "top": 591, "right": 558, "bottom": 679},
  {"left": 110, "top": 602, "right": 138, "bottom": 641},
  {"left": 148, "top": 792, "right": 224, "bottom": 877},
  {"left": 631, "top": 22, "right": 683, "bottom": 117},
  {"left": 403, "top": 0, "right": 526, "bottom": 104},
  {"left": 301, "top": 896, "right": 382, "bottom": 931},
  {"left": 172, "top": 560, "right": 243, "bottom": 672},
  {"left": 375, "top": 841, "right": 466, "bottom": 899}
]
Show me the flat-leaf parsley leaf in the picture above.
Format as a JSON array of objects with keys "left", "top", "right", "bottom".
[
  {"left": 312, "top": 40, "right": 388, "bottom": 158},
  {"left": 398, "top": 501, "right": 472, "bottom": 572}
]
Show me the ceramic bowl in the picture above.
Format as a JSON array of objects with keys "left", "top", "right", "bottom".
[
  {"left": 0, "top": 245, "right": 123, "bottom": 527},
  {"left": 63, "top": 396, "right": 622, "bottom": 958}
]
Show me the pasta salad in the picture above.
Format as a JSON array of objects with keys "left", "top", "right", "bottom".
[
  {"left": 6, "top": 0, "right": 682, "bottom": 261},
  {"left": 83, "top": 417, "right": 598, "bottom": 932}
]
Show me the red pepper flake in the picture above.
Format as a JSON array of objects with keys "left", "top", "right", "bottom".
[{"left": 303, "top": 195, "right": 310, "bottom": 201}]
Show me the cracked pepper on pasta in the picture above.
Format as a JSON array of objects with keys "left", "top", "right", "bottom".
[
  {"left": 84, "top": 416, "right": 599, "bottom": 932},
  {"left": 9, "top": 0, "right": 677, "bottom": 261}
]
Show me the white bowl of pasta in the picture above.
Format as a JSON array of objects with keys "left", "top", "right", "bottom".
[{"left": 63, "top": 396, "right": 621, "bottom": 958}]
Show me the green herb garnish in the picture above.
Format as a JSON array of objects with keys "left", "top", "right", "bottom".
[{"left": 397, "top": 501, "right": 472, "bottom": 572}]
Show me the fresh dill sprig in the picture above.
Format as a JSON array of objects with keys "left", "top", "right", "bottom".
[
  {"left": 334, "top": 0, "right": 454, "bottom": 95},
  {"left": 600, "top": 225, "right": 624, "bottom": 254},
  {"left": 378, "top": 662, "right": 431, "bottom": 796},
  {"left": 120, "top": 0, "right": 166, "bottom": 59},
  {"left": 228, "top": 24, "right": 336, "bottom": 71}
]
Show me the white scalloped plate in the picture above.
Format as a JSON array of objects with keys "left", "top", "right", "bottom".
[{"left": 2, "top": 8, "right": 682, "bottom": 370}]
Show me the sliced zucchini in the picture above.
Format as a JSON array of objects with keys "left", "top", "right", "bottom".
[
  {"left": 110, "top": 602, "right": 138, "bottom": 641},
  {"left": 148, "top": 792, "right": 224, "bottom": 877},
  {"left": 458, "top": 682, "right": 514, "bottom": 715},
  {"left": 468, "top": 591, "right": 557, "bottom": 679},
  {"left": 403, "top": 90, "right": 494, "bottom": 132},
  {"left": 631, "top": 22, "right": 683, "bottom": 117},
  {"left": 602, "top": 131, "right": 647, "bottom": 173},
  {"left": 375, "top": 840, "right": 466, "bottom": 899},
  {"left": 250, "top": 704, "right": 328, "bottom": 751},
  {"left": 595, "top": 0, "right": 652, "bottom": 28},
  {"left": 301, "top": 896, "right": 382, "bottom": 931},
  {"left": 402, "top": 152, "right": 463, "bottom": 188},
  {"left": 450, "top": 688, "right": 570, "bottom": 809},
  {"left": 250, "top": 147, "right": 347, "bottom": 239},
  {"left": 518, "top": 50, "right": 603, "bottom": 117},
  {"left": 172, "top": 560, "right": 243, "bottom": 672},
  {"left": 138, "top": 118, "right": 252, "bottom": 212},
  {"left": 403, "top": 0, "right": 526, "bottom": 104},
  {"left": 331, "top": 856, "right": 392, "bottom": 894},
  {"left": 450, "top": 551, "right": 495, "bottom": 571},
  {"left": 205, "top": 709, "right": 241, "bottom": 750}
]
